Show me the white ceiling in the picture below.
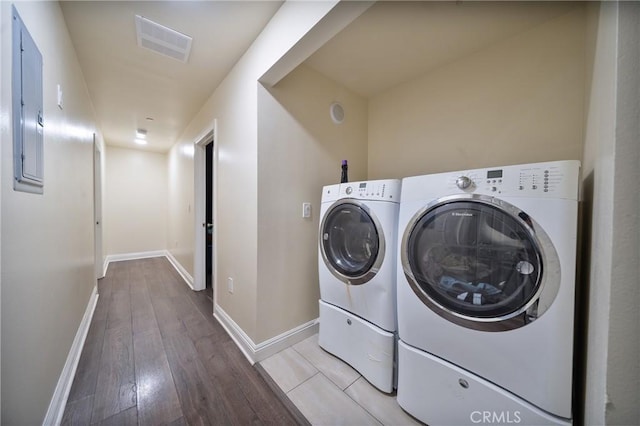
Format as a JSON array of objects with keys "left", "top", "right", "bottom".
[
  {"left": 304, "top": 1, "right": 578, "bottom": 98},
  {"left": 61, "top": 1, "right": 283, "bottom": 152},
  {"left": 61, "top": 1, "right": 577, "bottom": 153}
]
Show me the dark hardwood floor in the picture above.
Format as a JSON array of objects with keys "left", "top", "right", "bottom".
[{"left": 62, "top": 257, "right": 307, "bottom": 425}]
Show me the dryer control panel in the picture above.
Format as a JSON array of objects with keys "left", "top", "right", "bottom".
[{"left": 340, "top": 179, "right": 401, "bottom": 202}]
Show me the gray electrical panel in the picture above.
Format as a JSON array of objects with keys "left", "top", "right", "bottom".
[{"left": 12, "top": 6, "right": 44, "bottom": 194}]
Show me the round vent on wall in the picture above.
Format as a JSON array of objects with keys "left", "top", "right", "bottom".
[{"left": 330, "top": 102, "right": 345, "bottom": 124}]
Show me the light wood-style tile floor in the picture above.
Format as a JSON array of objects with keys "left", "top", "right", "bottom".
[
  {"left": 66, "top": 256, "right": 420, "bottom": 425},
  {"left": 260, "top": 334, "right": 424, "bottom": 426},
  {"left": 62, "top": 257, "right": 306, "bottom": 425}
]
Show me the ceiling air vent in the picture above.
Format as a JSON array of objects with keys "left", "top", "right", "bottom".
[{"left": 135, "top": 15, "right": 192, "bottom": 63}]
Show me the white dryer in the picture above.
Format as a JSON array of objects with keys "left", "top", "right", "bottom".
[
  {"left": 318, "top": 179, "right": 400, "bottom": 392},
  {"left": 396, "top": 160, "right": 580, "bottom": 425}
]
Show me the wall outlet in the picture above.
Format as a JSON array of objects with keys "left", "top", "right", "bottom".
[{"left": 227, "top": 277, "right": 234, "bottom": 293}]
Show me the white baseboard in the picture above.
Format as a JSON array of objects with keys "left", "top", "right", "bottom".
[
  {"left": 104, "top": 250, "right": 193, "bottom": 290},
  {"left": 214, "top": 304, "right": 319, "bottom": 365},
  {"left": 165, "top": 251, "right": 194, "bottom": 289},
  {"left": 104, "top": 250, "right": 194, "bottom": 290},
  {"left": 103, "top": 253, "right": 313, "bottom": 365},
  {"left": 102, "top": 257, "right": 108, "bottom": 279},
  {"left": 104, "top": 250, "right": 167, "bottom": 273},
  {"left": 43, "top": 285, "right": 98, "bottom": 426}
]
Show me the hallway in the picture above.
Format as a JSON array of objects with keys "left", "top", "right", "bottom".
[
  {"left": 62, "top": 258, "right": 306, "bottom": 425},
  {"left": 2, "top": 3, "right": 638, "bottom": 424}
]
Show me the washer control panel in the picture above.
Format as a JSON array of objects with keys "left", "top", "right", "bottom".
[{"left": 443, "top": 160, "right": 580, "bottom": 199}]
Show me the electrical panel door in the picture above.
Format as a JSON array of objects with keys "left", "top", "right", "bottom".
[{"left": 12, "top": 6, "right": 44, "bottom": 194}]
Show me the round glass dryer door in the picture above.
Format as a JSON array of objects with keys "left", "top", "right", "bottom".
[
  {"left": 402, "top": 195, "right": 559, "bottom": 331},
  {"left": 320, "top": 200, "right": 384, "bottom": 285}
]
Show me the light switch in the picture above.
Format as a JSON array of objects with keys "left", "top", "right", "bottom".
[{"left": 302, "top": 202, "right": 311, "bottom": 218}]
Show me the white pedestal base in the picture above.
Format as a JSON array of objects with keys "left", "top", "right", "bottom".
[{"left": 318, "top": 300, "right": 395, "bottom": 392}]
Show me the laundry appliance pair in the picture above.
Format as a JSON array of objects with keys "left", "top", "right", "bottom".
[{"left": 318, "top": 160, "right": 579, "bottom": 425}]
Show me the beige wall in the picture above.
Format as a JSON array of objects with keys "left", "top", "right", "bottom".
[
  {"left": 0, "top": 2, "right": 98, "bottom": 423},
  {"left": 606, "top": 5, "right": 640, "bottom": 423},
  {"left": 168, "top": 141, "right": 196, "bottom": 276},
  {"left": 368, "top": 5, "right": 586, "bottom": 179},
  {"left": 582, "top": 2, "right": 640, "bottom": 425},
  {"left": 581, "top": 3, "right": 617, "bottom": 423},
  {"left": 167, "top": 49, "right": 264, "bottom": 338},
  {"left": 167, "top": 1, "right": 365, "bottom": 342},
  {"left": 256, "top": 65, "right": 367, "bottom": 342},
  {"left": 104, "top": 145, "right": 167, "bottom": 256}
]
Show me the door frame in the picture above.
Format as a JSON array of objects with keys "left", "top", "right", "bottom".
[
  {"left": 193, "top": 121, "right": 217, "bottom": 294},
  {"left": 93, "top": 134, "right": 104, "bottom": 279}
]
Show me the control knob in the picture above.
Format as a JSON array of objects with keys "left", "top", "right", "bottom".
[{"left": 456, "top": 176, "right": 472, "bottom": 190}]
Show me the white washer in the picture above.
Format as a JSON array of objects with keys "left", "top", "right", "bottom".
[
  {"left": 396, "top": 160, "right": 580, "bottom": 425},
  {"left": 318, "top": 179, "right": 400, "bottom": 392}
]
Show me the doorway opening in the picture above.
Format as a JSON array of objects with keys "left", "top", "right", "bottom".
[
  {"left": 205, "top": 141, "right": 213, "bottom": 298},
  {"left": 193, "top": 123, "right": 215, "bottom": 300}
]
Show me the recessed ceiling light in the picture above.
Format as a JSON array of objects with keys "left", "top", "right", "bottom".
[
  {"left": 145, "top": 117, "right": 154, "bottom": 121},
  {"left": 136, "top": 128, "right": 147, "bottom": 139},
  {"left": 135, "top": 138, "right": 148, "bottom": 145}
]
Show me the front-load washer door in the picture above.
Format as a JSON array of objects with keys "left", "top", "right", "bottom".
[
  {"left": 320, "top": 199, "right": 384, "bottom": 285},
  {"left": 401, "top": 194, "right": 560, "bottom": 331}
]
